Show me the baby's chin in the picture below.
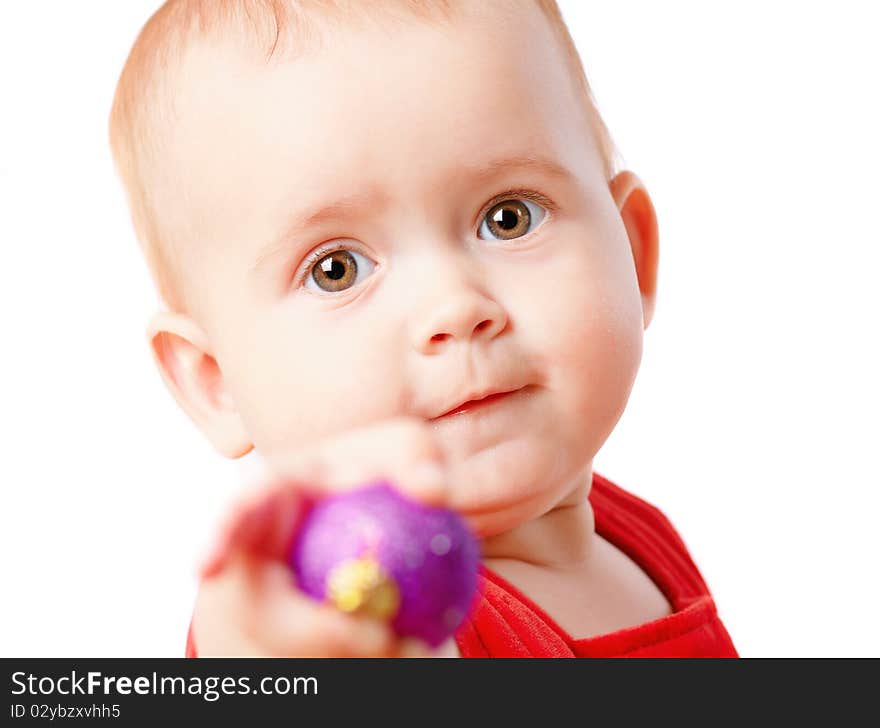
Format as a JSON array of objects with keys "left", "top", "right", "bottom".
[{"left": 442, "top": 429, "right": 587, "bottom": 539}]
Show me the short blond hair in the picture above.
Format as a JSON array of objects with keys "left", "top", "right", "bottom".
[{"left": 109, "top": 0, "right": 620, "bottom": 311}]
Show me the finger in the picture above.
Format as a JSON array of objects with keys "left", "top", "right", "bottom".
[
  {"left": 397, "top": 638, "right": 433, "bottom": 658},
  {"left": 430, "top": 637, "right": 460, "bottom": 658},
  {"left": 195, "top": 554, "right": 396, "bottom": 657},
  {"left": 247, "top": 559, "right": 398, "bottom": 657},
  {"left": 199, "top": 480, "right": 312, "bottom": 578},
  {"left": 393, "top": 635, "right": 459, "bottom": 658},
  {"left": 269, "top": 416, "right": 450, "bottom": 505}
]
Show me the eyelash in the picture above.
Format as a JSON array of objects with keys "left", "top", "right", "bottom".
[
  {"left": 295, "top": 187, "right": 557, "bottom": 288},
  {"left": 475, "top": 188, "right": 557, "bottom": 231}
]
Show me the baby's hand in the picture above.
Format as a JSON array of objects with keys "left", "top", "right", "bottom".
[{"left": 191, "top": 417, "right": 457, "bottom": 657}]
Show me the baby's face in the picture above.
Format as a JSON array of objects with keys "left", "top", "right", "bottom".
[{"left": 164, "top": 3, "right": 647, "bottom": 536}]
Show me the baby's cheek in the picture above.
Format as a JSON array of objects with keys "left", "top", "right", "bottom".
[
  {"left": 253, "top": 317, "right": 407, "bottom": 452},
  {"left": 546, "top": 280, "right": 644, "bottom": 444}
]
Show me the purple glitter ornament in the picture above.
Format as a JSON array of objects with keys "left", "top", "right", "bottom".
[{"left": 288, "top": 480, "right": 479, "bottom": 647}]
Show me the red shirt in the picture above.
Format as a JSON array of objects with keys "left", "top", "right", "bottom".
[
  {"left": 455, "top": 472, "right": 738, "bottom": 657},
  {"left": 186, "top": 471, "right": 737, "bottom": 658}
]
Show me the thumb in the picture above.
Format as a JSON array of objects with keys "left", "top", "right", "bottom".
[{"left": 199, "top": 478, "right": 314, "bottom": 579}]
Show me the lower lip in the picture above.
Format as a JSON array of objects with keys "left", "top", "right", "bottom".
[{"left": 437, "top": 389, "right": 521, "bottom": 419}]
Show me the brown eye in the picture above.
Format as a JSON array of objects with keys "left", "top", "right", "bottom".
[
  {"left": 479, "top": 198, "right": 546, "bottom": 241},
  {"left": 306, "top": 249, "right": 375, "bottom": 293}
]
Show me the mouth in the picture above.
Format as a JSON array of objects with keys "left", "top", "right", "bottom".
[{"left": 432, "top": 387, "right": 525, "bottom": 420}]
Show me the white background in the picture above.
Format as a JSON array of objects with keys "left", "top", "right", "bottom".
[{"left": 1, "top": 1, "right": 877, "bottom": 657}]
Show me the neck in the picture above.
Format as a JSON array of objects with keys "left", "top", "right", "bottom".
[{"left": 480, "top": 463, "right": 595, "bottom": 572}]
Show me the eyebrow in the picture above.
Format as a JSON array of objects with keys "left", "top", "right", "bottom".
[{"left": 250, "top": 154, "right": 576, "bottom": 277}]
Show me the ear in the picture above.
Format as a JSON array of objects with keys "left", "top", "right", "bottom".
[
  {"left": 145, "top": 311, "right": 253, "bottom": 459},
  {"left": 609, "top": 171, "right": 659, "bottom": 329}
]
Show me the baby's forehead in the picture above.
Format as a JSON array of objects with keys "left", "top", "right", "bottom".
[
  {"left": 170, "top": 0, "right": 579, "bottom": 116},
  {"left": 170, "top": 4, "right": 592, "bottom": 169},
  {"left": 174, "top": 29, "right": 591, "bottom": 214}
]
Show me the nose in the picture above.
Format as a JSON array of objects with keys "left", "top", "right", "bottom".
[{"left": 410, "top": 251, "right": 509, "bottom": 355}]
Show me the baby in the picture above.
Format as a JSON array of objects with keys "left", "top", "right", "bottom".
[{"left": 110, "top": 0, "right": 737, "bottom": 657}]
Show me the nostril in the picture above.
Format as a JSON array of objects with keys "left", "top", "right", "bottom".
[
  {"left": 474, "top": 320, "right": 492, "bottom": 333},
  {"left": 431, "top": 333, "right": 451, "bottom": 343}
]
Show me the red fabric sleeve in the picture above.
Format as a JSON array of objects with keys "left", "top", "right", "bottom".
[{"left": 185, "top": 621, "right": 197, "bottom": 658}]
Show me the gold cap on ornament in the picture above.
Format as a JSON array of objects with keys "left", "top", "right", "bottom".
[{"left": 325, "top": 555, "right": 401, "bottom": 620}]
